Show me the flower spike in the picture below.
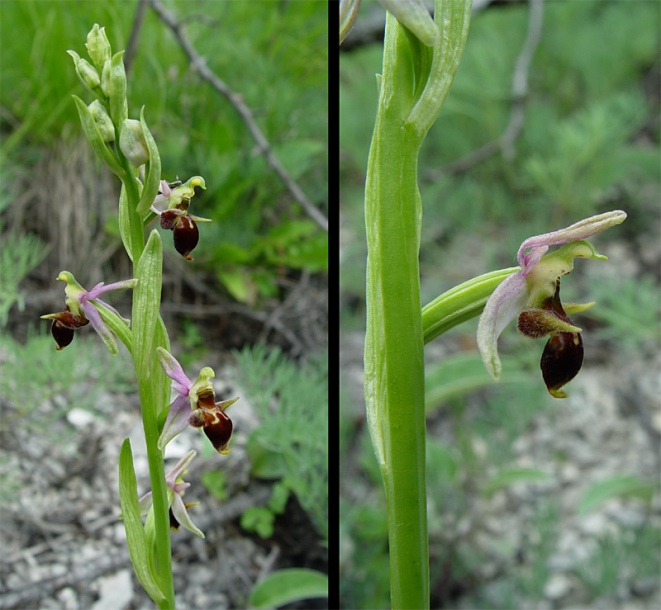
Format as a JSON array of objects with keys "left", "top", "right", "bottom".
[{"left": 477, "top": 211, "right": 626, "bottom": 397}]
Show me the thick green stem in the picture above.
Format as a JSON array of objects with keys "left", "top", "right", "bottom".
[
  {"left": 364, "top": 3, "right": 472, "bottom": 607},
  {"left": 364, "top": 15, "right": 428, "bottom": 609}
]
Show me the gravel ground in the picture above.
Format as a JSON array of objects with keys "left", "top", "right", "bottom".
[
  {"left": 341, "top": 327, "right": 661, "bottom": 609},
  {"left": 0, "top": 358, "right": 325, "bottom": 609}
]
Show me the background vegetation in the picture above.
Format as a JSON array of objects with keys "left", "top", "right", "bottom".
[
  {"left": 340, "top": 1, "right": 660, "bottom": 607},
  {"left": 0, "top": 1, "right": 328, "bottom": 606}
]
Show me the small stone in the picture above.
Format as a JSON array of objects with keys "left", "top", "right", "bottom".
[
  {"left": 90, "top": 569, "right": 133, "bottom": 610},
  {"left": 67, "top": 407, "right": 95, "bottom": 427},
  {"left": 543, "top": 573, "right": 572, "bottom": 600},
  {"left": 579, "top": 513, "right": 611, "bottom": 537}
]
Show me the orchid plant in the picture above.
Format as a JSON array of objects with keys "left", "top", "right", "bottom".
[
  {"left": 342, "top": 0, "right": 627, "bottom": 607},
  {"left": 41, "top": 25, "right": 237, "bottom": 608}
]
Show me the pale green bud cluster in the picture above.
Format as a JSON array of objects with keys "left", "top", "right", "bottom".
[{"left": 67, "top": 23, "right": 161, "bottom": 207}]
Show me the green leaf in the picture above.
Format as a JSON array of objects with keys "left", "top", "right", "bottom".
[
  {"left": 118, "top": 439, "right": 166, "bottom": 604},
  {"left": 200, "top": 470, "right": 227, "bottom": 501},
  {"left": 136, "top": 107, "right": 162, "bottom": 216},
  {"left": 241, "top": 507, "right": 274, "bottom": 539},
  {"left": 249, "top": 568, "right": 328, "bottom": 609},
  {"left": 118, "top": 182, "right": 145, "bottom": 264},
  {"left": 267, "top": 481, "right": 290, "bottom": 514},
  {"left": 133, "top": 230, "right": 163, "bottom": 394},
  {"left": 483, "top": 467, "right": 551, "bottom": 497},
  {"left": 579, "top": 475, "right": 657, "bottom": 515},
  {"left": 246, "top": 435, "right": 287, "bottom": 479},
  {"left": 217, "top": 268, "right": 255, "bottom": 304},
  {"left": 72, "top": 95, "right": 125, "bottom": 179}
]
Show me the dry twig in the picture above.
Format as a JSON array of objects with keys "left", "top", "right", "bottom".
[{"left": 148, "top": 0, "right": 328, "bottom": 232}]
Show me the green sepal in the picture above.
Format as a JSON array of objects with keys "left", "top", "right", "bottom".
[
  {"left": 72, "top": 95, "right": 125, "bottom": 179},
  {"left": 118, "top": 438, "right": 166, "bottom": 604},
  {"left": 96, "top": 300, "right": 134, "bottom": 355},
  {"left": 118, "top": 182, "right": 145, "bottom": 263},
  {"left": 422, "top": 267, "right": 519, "bottom": 345},
  {"left": 136, "top": 107, "right": 162, "bottom": 216},
  {"left": 564, "top": 301, "right": 596, "bottom": 315}
]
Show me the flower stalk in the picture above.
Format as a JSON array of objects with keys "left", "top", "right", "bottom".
[{"left": 363, "top": 2, "right": 471, "bottom": 607}]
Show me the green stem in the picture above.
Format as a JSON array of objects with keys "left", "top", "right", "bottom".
[
  {"left": 142, "top": 402, "right": 175, "bottom": 608},
  {"left": 364, "top": 3, "right": 471, "bottom": 607},
  {"left": 123, "top": 157, "right": 174, "bottom": 607},
  {"left": 364, "top": 15, "right": 428, "bottom": 609}
]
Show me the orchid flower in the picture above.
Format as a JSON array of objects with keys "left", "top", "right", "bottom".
[
  {"left": 151, "top": 176, "right": 210, "bottom": 260},
  {"left": 477, "top": 210, "right": 627, "bottom": 398},
  {"left": 138, "top": 450, "right": 204, "bottom": 538},
  {"left": 156, "top": 347, "right": 238, "bottom": 454},
  {"left": 41, "top": 271, "right": 137, "bottom": 355}
]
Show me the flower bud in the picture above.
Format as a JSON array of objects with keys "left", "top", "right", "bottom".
[
  {"left": 76, "top": 58, "right": 101, "bottom": 90},
  {"left": 85, "top": 24, "right": 111, "bottom": 70},
  {"left": 101, "top": 52, "right": 128, "bottom": 125},
  {"left": 88, "top": 100, "right": 115, "bottom": 142},
  {"left": 119, "top": 119, "right": 149, "bottom": 167}
]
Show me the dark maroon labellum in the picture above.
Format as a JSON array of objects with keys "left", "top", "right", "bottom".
[
  {"left": 169, "top": 508, "right": 180, "bottom": 531},
  {"left": 173, "top": 216, "right": 199, "bottom": 261},
  {"left": 47, "top": 308, "right": 89, "bottom": 350},
  {"left": 51, "top": 321, "right": 75, "bottom": 350},
  {"left": 540, "top": 332, "right": 584, "bottom": 398},
  {"left": 188, "top": 389, "right": 233, "bottom": 453},
  {"left": 201, "top": 410, "right": 233, "bottom": 454}
]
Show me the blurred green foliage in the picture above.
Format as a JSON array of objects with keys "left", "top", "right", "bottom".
[
  {"left": 0, "top": 0, "right": 327, "bottom": 303},
  {"left": 340, "top": 1, "right": 660, "bottom": 607},
  {"left": 340, "top": 0, "right": 659, "bottom": 310},
  {"left": 235, "top": 344, "right": 328, "bottom": 543}
]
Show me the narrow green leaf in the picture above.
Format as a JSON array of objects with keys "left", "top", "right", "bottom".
[
  {"left": 153, "top": 316, "right": 171, "bottom": 419},
  {"left": 422, "top": 267, "right": 519, "bottom": 344},
  {"left": 133, "top": 230, "right": 163, "bottom": 388},
  {"left": 118, "top": 182, "right": 146, "bottom": 263},
  {"left": 118, "top": 439, "right": 166, "bottom": 603},
  {"left": 249, "top": 568, "right": 328, "bottom": 609},
  {"left": 136, "top": 107, "right": 162, "bottom": 216},
  {"left": 483, "top": 467, "right": 551, "bottom": 497},
  {"left": 72, "top": 95, "right": 125, "bottom": 179},
  {"left": 579, "top": 475, "right": 657, "bottom": 515}
]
